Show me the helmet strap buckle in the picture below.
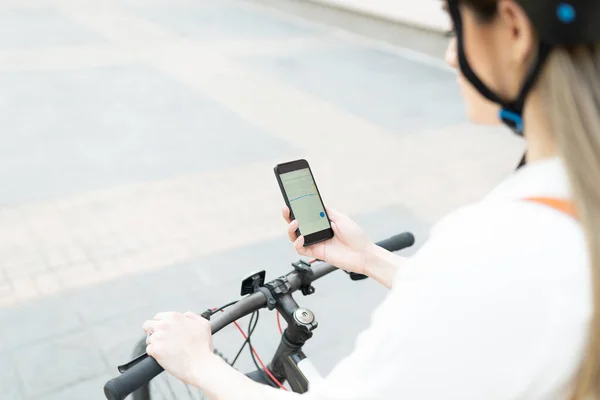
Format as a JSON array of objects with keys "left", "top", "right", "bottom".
[{"left": 500, "top": 108, "right": 524, "bottom": 135}]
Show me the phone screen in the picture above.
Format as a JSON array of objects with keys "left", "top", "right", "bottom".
[{"left": 280, "top": 168, "right": 331, "bottom": 236}]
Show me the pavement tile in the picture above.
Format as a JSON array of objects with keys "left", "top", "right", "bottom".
[
  {"left": 350, "top": 203, "right": 431, "bottom": 255},
  {"left": 190, "top": 235, "right": 299, "bottom": 288},
  {"left": 89, "top": 306, "right": 154, "bottom": 354},
  {"left": 135, "top": 266, "right": 207, "bottom": 303},
  {"left": 147, "top": 289, "right": 217, "bottom": 316},
  {"left": 0, "top": 294, "right": 83, "bottom": 351},
  {"left": 103, "top": 336, "right": 147, "bottom": 372},
  {"left": 89, "top": 306, "right": 156, "bottom": 370},
  {"left": 0, "top": 8, "right": 105, "bottom": 50},
  {"left": 239, "top": 44, "right": 466, "bottom": 134},
  {"left": 33, "top": 273, "right": 63, "bottom": 296},
  {"left": 13, "top": 330, "right": 106, "bottom": 398},
  {"left": 0, "top": 353, "right": 23, "bottom": 400},
  {"left": 2, "top": 255, "right": 48, "bottom": 280},
  {"left": 0, "top": 279, "right": 12, "bottom": 299},
  {"left": 56, "top": 262, "right": 101, "bottom": 290},
  {"left": 126, "top": 2, "right": 321, "bottom": 40},
  {"left": 37, "top": 373, "right": 113, "bottom": 400},
  {"left": 67, "top": 276, "right": 152, "bottom": 325},
  {"left": 0, "top": 66, "right": 295, "bottom": 207}
]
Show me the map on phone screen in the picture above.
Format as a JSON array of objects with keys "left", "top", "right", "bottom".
[{"left": 280, "top": 168, "right": 331, "bottom": 236}]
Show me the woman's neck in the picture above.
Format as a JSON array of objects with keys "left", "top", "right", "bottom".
[{"left": 523, "top": 92, "right": 558, "bottom": 163}]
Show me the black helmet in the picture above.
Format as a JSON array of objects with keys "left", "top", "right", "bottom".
[{"left": 445, "top": 0, "right": 600, "bottom": 136}]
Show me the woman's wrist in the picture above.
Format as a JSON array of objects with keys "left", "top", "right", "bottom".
[
  {"left": 190, "top": 351, "right": 282, "bottom": 400},
  {"left": 190, "top": 351, "right": 223, "bottom": 390},
  {"left": 363, "top": 243, "right": 406, "bottom": 288}
]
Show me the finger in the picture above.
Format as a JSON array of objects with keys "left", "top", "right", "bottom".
[
  {"left": 330, "top": 220, "right": 341, "bottom": 236},
  {"left": 287, "top": 220, "right": 299, "bottom": 242},
  {"left": 143, "top": 320, "right": 157, "bottom": 334},
  {"left": 294, "top": 236, "right": 313, "bottom": 257},
  {"left": 153, "top": 311, "right": 179, "bottom": 321},
  {"left": 146, "top": 343, "right": 165, "bottom": 362},
  {"left": 183, "top": 311, "right": 204, "bottom": 321},
  {"left": 146, "top": 343, "right": 156, "bottom": 358},
  {"left": 281, "top": 206, "right": 291, "bottom": 223},
  {"left": 293, "top": 235, "right": 304, "bottom": 250},
  {"left": 184, "top": 312, "right": 212, "bottom": 331},
  {"left": 325, "top": 206, "right": 342, "bottom": 221}
]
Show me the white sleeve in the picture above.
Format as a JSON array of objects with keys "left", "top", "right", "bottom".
[{"left": 261, "top": 202, "right": 589, "bottom": 400}]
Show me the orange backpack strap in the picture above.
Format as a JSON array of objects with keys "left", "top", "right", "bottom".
[{"left": 523, "top": 197, "right": 578, "bottom": 219}]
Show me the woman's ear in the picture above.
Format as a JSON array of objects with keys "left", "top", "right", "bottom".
[{"left": 496, "top": 0, "right": 537, "bottom": 68}]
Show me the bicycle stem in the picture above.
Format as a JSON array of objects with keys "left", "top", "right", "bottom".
[{"left": 268, "top": 292, "right": 319, "bottom": 393}]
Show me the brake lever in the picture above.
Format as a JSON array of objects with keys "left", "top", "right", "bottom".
[
  {"left": 294, "top": 257, "right": 368, "bottom": 288},
  {"left": 348, "top": 272, "right": 368, "bottom": 281},
  {"left": 118, "top": 352, "right": 148, "bottom": 373}
]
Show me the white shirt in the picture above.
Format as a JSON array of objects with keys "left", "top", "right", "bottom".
[{"left": 268, "top": 156, "right": 592, "bottom": 399}]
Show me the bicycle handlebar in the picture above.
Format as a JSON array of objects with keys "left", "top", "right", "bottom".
[{"left": 103, "top": 232, "right": 415, "bottom": 400}]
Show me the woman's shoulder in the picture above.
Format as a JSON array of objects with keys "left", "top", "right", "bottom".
[
  {"left": 433, "top": 198, "right": 583, "bottom": 252},
  {"left": 384, "top": 199, "right": 591, "bottom": 399},
  {"left": 411, "top": 198, "right": 587, "bottom": 283}
]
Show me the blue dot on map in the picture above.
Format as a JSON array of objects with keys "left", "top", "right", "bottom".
[{"left": 320, "top": 212, "right": 325, "bottom": 218}]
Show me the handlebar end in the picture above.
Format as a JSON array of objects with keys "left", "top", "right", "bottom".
[
  {"left": 103, "top": 357, "right": 164, "bottom": 400},
  {"left": 103, "top": 378, "right": 125, "bottom": 400}
]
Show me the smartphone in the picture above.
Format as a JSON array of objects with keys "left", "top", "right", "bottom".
[{"left": 274, "top": 159, "right": 334, "bottom": 246}]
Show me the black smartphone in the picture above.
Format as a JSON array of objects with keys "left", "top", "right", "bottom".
[{"left": 274, "top": 159, "right": 334, "bottom": 246}]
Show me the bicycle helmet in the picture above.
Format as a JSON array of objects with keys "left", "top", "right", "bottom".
[{"left": 445, "top": 0, "right": 600, "bottom": 136}]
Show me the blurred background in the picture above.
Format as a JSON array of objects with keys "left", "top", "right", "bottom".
[{"left": 0, "top": 0, "right": 524, "bottom": 398}]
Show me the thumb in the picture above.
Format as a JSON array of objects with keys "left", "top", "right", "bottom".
[
  {"left": 294, "top": 236, "right": 315, "bottom": 258},
  {"left": 184, "top": 312, "right": 204, "bottom": 320}
]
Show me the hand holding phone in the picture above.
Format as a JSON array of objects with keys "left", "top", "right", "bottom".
[{"left": 274, "top": 159, "right": 334, "bottom": 246}]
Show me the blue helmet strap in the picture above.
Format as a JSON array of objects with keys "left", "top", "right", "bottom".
[{"left": 447, "top": 0, "right": 552, "bottom": 136}]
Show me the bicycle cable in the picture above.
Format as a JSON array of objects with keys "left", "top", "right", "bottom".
[
  {"left": 208, "top": 300, "right": 238, "bottom": 315},
  {"left": 276, "top": 311, "right": 284, "bottom": 335},
  {"left": 209, "top": 301, "right": 287, "bottom": 390},
  {"left": 244, "top": 310, "right": 286, "bottom": 389},
  {"left": 232, "top": 312, "right": 287, "bottom": 390},
  {"left": 230, "top": 310, "right": 259, "bottom": 367}
]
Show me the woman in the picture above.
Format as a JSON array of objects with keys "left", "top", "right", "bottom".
[{"left": 142, "top": 0, "right": 600, "bottom": 398}]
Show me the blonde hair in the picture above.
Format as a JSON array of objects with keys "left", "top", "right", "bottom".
[{"left": 538, "top": 43, "right": 600, "bottom": 399}]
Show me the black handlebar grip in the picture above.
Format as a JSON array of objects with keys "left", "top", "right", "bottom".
[
  {"left": 104, "top": 357, "right": 164, "bottom": 400},
  {"left": 376, "top": 232, "right": 415, "bottom": 252}
]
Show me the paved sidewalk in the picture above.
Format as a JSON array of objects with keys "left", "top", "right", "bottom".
[{"left": 0, "top": 0, "right": 523, "bottom": 398}]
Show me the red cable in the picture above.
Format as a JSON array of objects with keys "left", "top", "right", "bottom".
[
  {"left": 211, "top": 308, "right": 287, "bottom": 390},
  {"left": 220, "top": 261, "right": 319, "bottom": 389},
  {"left": 276, "top": 311, "right": 284, "bottom": 335},
  {"left": 231, "top": 320, "right": 287, "bottom": 390}
]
